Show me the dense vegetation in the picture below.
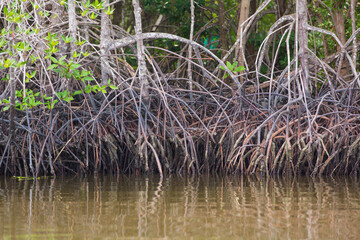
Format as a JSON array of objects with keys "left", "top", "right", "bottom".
[{"left": 0, "top": 0, "right": 359, "bottom": 177}]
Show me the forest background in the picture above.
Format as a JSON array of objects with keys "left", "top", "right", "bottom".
[{"left": 0, "top": 0, "right": 359, "bottom": 178}]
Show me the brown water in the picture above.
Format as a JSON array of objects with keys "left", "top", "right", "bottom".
[{"left": 0, "top": 175, "right": 359, "bottom": 240}]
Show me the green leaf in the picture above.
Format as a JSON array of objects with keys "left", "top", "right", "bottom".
[
  {"left": 70, "top": 63, "right": 81, "bottom": 69},
  {"left": 83, "top": 76, "right": 93, "bottom": 81},
  {"left": 105, "top": 6, "right": 115, "bottom": 15},
  {"left": 73, "top": 70, "right": 81, "bottom": 80},
  {"left": 65, "top": 72, "right": 72, "bottom": 78},
  {"left": 91, "top": 85, "right": 100, "bottom": 93},
  {"left": 30, "top": 70, "right": 37, "bottom": 78},
  {"left": 16, "top": 90, "right": 23, "bottom": 97},
  {"left": 47, "top": 64, "right": 58, "bottom": 70},
  {"left": 109, "top": 85, "right": 118, "bottom": 90},
  {"left": 81, "top": 70, "right": 89, "bottom": 77},
  {"left": 81, "top": 9, "right": 89, "bottom": 17},
  {"left": 49, "top": 56, "right": 58, "bottom": 63},
  {"left": 234, "top": 66, "right": 245, "bottom": 72},
  {"left": 59, "top": 55, "right": 66, "bottom": 63},
  {"left": 43, "top": 94, "right": 52, "bottom": 100},
  {"left": 84, "top": 84, "right": 92, "bottom": 93},
  {"left": 89, "top": 12, "right": 98, "bottom": 20},
  {"left": 51, "top": 100, "right": 58, "bottom": 109},
  {"left": 73, "top": 90, "right": 83, "bottom": 95},
  {"left": 18, "top": 61, "right": 27, "bottom": 67},
  {"left": 226, "top": 61, "right": 232, "bottom": 70},
  {"left": 56, "top": 91, "right": 64, "bottom": 98},
  {"left": 25, "top": 71, "right": 35, "bottom": 81},
  {"left": 4, "top": 59, "right": 15, "bottom": 68},
  {"left": 34, "top": 101, "right": 43, "bottom": 106},
  {"left": 28, "top": 98, "right": 35, "bottom": 106},
  {"left": 0, "top": 38, "right": 9, "bottom": 48},
  {"left": 75, "top": 40, "right": 86, "bottom": 46}
]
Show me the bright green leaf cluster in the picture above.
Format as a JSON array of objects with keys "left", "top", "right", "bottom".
[
  {"left": 0, "top": 89, "right": 42, "bottom": 111},
  {"left": 219, "top": 61, "right": 245, "bottom": 79}
]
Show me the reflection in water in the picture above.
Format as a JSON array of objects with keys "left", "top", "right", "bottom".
[{"left": 0, "top": 175, "right": 359, "bottom": 239}]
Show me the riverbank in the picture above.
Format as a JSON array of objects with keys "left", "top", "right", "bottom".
[
  {"left": 0, "top": 0, "right": 359, "bottom": 177},
  {"left": 1, "top": 84, "right": 359, "bottom": 177}
]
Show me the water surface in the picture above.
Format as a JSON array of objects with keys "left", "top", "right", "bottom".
[{"left": 0, "top": 175, "right": 359, "bottom": 239}]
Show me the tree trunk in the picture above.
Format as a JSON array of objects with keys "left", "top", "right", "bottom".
[
  {"left": 68, "top": 0, "right": 77, "bottom": 54},
  {"left": 333, "top": 1, "right": 350, "bottom": 78},
  {"left": 132, "top": 0, "right": 150, "bottom": 102},
  {"left": 350, "top": 0, "right": 357, "bottom": 70},
  {"left": 277, "top": 0, "right": 287, "bottom": 17},
  {"left": 246, "top": 0, "right": 258, "bottom": 67},
  {"left": 297, "top": 0, "right": 310, "bottom": 96},
  {"left": 236, "top": 0, "right": 250, "bottom": 75},
  {"left": 333, "top": 1, "right": 346, "bottom": 52},
  {"left": 8, "top": 22, "right": 16, "bottom": 173},
  {"left": 78, "top": 0, "right": 89, "bottom": 53},
  {"left": 151, "top": 14, "right": 163, "bottom": 32},
  {"left": 9, "top": 63, "right": 16, "bottom": 174},
  {"left": 100, "top": 0, "right": 111, "bottom": 85},
  {"left": 188, "top": 0, "right": 195, "bottom": 103}
]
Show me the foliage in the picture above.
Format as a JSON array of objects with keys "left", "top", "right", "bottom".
[
  {"left": 219, "top": 61, "right": 245, "bottom": 78},
  {"left": 308, "top": 0, "right": 360, "bottom": 57},
  {"left": 0, "top": 0, "right": 118, "bottom": 113}
]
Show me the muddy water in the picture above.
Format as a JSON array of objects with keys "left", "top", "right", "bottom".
[{"left": 0, "top": 175, "right": 359, "bottom": 239}]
